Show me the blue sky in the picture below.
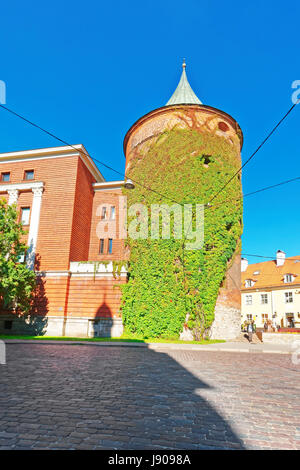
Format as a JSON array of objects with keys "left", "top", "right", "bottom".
[{"left": 0, "top": 0, "right": 299, "bottom": 262}]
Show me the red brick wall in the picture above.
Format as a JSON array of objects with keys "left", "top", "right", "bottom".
[
  {"left": 33, "top": 274, "right": 125, "bottom": 319},
  {"left": 34, "top": 275, "right": 70, "bottom": 317},
  {"left": 0, "top": 155, "right": 82, "bottom": 270},
  {"left": 69, "top": 157, "right": 95, "bottom": 262},
  {"left": 66, "top": 276, "right": 125, "bottom": 318},
  {"left": 88, "top": 189, "right": 127, "bottom": 261}
]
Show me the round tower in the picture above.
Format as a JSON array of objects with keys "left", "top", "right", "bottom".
[{"left": 122, "top": 61, "right": 243, "bottom": 340}]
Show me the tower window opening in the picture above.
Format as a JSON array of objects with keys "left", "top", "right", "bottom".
[
  {"left": 218, "top": 121, "right": 229, "bottom": 132},
  {"left": 202, "top": 155, "right": 212, "bottom": 165}
]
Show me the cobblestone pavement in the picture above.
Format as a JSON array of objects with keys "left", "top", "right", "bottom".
[{"left": 0, "top": 344, "right": 299, "bottom": 450}]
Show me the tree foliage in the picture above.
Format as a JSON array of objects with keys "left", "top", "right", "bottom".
[
  {"left": 0, "top": 199, "right": 36, "bottom": 313},
  {"left": 121, "top": 128, "right": 242, "bottom": 339}
]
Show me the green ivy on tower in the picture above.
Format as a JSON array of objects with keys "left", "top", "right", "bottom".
[{"left": 121, "top": 128, "right": 242, "bottom": 339}]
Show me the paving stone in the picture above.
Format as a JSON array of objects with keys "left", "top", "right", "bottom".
[{"left": 0, "top": 343, "right": 299, "bottom": 450}]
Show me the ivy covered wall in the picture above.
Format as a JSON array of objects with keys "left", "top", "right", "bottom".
[{"left": 122, "top": 114, "right": 243, "bottom": 339}]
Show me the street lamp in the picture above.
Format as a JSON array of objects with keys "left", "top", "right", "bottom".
[{"left": 124, "top": 178, "right": 135, "bottom": 190}]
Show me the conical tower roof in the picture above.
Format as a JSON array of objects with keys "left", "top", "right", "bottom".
[{"left": 166, "top": 60, "right": 202, "bottom": 106}]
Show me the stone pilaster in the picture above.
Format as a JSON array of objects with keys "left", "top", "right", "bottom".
[
  {"left": 26, "top": 186, "right": 44, "bottom": 270},
  {"left": 7, "top": 189, "right": 19, "bottom": 205}
]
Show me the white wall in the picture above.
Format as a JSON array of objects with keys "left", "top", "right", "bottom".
[{"left": 241, "top": 287, "right": 300, "bottom": 327}]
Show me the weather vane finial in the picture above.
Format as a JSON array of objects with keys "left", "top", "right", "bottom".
[{"left": 182, "top": 58, "right": 186, "bottom": 69}]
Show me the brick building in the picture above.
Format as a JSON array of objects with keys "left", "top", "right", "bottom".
[
  {"left": 0, "top": 62, "right": 243, "bottom": 339},
  {"left": 0, "top": 145, "right": 127, "bottom": 336}
]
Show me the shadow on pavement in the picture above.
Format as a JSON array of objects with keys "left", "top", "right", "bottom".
[{"left": 0, "top": 343, "right": 244, "bottom": 450}]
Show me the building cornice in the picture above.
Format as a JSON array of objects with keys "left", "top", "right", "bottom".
[
  {"left": 36, "top": 271, "right": 70, "bottom": 277},
  {"left": 93, "top": 181, "right": 124, "bottom": 191},
  {"left": 241, "top": 283, "right": 300, "bottom": 293},
  {"left": 0, "top": 180, "right": 44, "bottom": 193},
  {"left": 69, "top": 261, "right": 127, "bottom": 275},
  {"left": 0, "top": 144, "right": 105, "bottom": 183}
]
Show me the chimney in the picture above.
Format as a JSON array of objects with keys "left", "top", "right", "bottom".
[
  {"left": 276, "top": 250, "right": 286, "bottom": 267},
  {"left": 241, "top": 258, "right": 248, "bottom": 272}
]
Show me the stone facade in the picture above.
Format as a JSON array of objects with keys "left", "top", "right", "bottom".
[
  {"left": 209, "top": 307, "right": 241, "bottom": 340},
  {"left": 0, "top": 314, "right": 123, "bottom": 338},
  {"left": 210, "top": 253, "right": 242, "bottom": 340}
]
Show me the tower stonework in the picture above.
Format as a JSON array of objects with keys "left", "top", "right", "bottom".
[{"left": 123, "top": 65, "right": 243, "bottom": 340}]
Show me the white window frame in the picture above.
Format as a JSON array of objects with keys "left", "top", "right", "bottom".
[
  {"left": 110, "top": 206, "right": 116, "bottom": 220},
  {"left": 1, "top": 172, "right": 10, "bottom": 182},
  {"left": 20, "top": 207, "right": 30, "bottom": 226},
  {"left": 245, "top": 294, "right": 252, "bottom": 305},
  {"left": 284, "top": 274, "right": 293, "bottom": 283},
  {"left": 24, "top": 169, "right": 34, "bottom": 181},
  {"left": 285, "top": 292, "right": 293, "bottom": 303},
  {"left": 261, "top": 294, "right": 268, "bottom": 304}
]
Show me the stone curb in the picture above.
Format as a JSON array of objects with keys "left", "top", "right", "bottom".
[{"left": 2, "top": 339, "right": 293, "bottom": 354}]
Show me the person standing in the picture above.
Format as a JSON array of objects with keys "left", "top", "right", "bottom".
[{"left": 247, "top": 321, "right": 253, "bottom": 343}]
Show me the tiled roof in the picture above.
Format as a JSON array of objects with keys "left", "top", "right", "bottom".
[{"left": 241, "top": 256, "right": 300, "bottom": 290}]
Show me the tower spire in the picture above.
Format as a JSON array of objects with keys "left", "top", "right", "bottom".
[{"left": 166, "top": 60, "right": 202, "bottom": 106}]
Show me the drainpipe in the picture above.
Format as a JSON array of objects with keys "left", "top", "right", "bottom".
[{"left": 271, "top": 290, "right": 276, "bottom": 327}]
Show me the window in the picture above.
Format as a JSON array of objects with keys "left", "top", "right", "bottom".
[
  {"left": 247, "top": 314, "right": 253, "bottom": 321},
  {"left": 21, "top": 207, "right": 30, "bottom": 225},
  {"left": 101, "top": 207, "right": 107, "bottom": 220},
  {"left": 24, "top": 170, "right": 34, "bottom": 180},
  {"left": 286, "top": 313, "right": 295, "bottom": 327},
  {"left": 1, "top": 172, "right": 10, "bottom": 182},
  {"left": 108, "top": 238, "right": 113, "bottom": 254},
  {"left": 262, "top": 314, "right": 268, "bottom": 321},
  {"left": 261, "top": 294, "right": 268, "bottom": 304},
  {"left": 218, "top": 121, "right": 229, "bottom": 132},
  {"left": 4, "top": 320, "right": 13, "bottom": 330},
  {"left": 99, "top": 239, "right": 104, "bottom": 254},
  {"left": 245, "top": 279, "right": 254, "bottom": 288},
  {"left": 285, "top": 292, "right": 293, "bottom": 303},
  {"left": 284, "top": 274, "right": 294, "bottom": 283},
  {"left": 245, "top": 295, "right": 252, "bottom": 305},
  {"left": 110, "top": 206, "right": 116, "bottom": 220}
]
